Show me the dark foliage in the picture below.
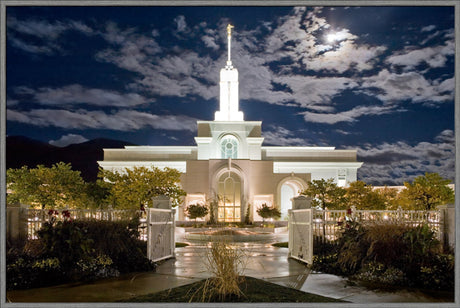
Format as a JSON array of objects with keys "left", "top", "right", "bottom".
[
  {"left": 312, "top": 222, "right": 455, "bottom": 291},
  {"left": 7, "top": 215, "right": 155, "bottom": 290},
  {"left": 73, "top": 217, "right": 155, "bottom": 273}
]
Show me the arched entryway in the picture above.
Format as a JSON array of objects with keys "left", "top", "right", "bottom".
[
  {"left": 217, "top": 171, "right": 242, "bottom": 222},
  {"left": 278, "top": 177, "right": 307, "bottom": 220}
]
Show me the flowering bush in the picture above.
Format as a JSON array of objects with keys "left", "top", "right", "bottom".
[{"left": 75, "top": 254, "right": 119, "bottom": 281}]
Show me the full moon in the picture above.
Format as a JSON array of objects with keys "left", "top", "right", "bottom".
[{"left": 326, "top": 32, "right": 340, "bottom": 43}]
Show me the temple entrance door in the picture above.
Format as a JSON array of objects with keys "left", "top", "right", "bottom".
[{"left": 217, "top": 172, "right": 241, "bottom": 222}]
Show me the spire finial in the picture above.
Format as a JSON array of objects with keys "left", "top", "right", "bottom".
[
  {"left": 226, "top": 24, "right": 234, "bottom": 67},
  {"left": 227, "top": 24, "right": 234, "bottom": 37}
]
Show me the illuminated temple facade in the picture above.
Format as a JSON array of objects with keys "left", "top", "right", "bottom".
[{"left": 98, "top": 25, "right": 363, "bottom": 222}]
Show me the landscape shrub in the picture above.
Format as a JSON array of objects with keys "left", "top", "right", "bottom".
[
  {"left": 7, "top": 214, "right": 155, "bottom": 290},
  {"left": 37, "top": 211, "right": 94, "bottom": 268},
  {"left": 6, "top": 252, "right": 65, "bottom": 290},
  {"left": 313, "top": 221, "right": 454, "bottom": 291},
  {"left": 352, "top": 261, "right": 407, "bottom": 288},
  {"left": 76, "top": 218, "right": 155, "bottom": 273},
  {"left": 416, "top": 253, "right": 455, "bottom": 291}
]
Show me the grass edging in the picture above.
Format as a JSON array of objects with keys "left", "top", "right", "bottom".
[{"left": 118, "top": 276, "right": 347, "bottom": 303}]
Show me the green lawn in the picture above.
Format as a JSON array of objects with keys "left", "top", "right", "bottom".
[{"left": 118, "top": 276, "right": 346, "bottom": 303}]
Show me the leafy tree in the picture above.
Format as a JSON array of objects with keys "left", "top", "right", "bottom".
[
  {"left": 99, "top": 166, "right": 186, "bottom": 209},
  {"left": 302, "top": 178, "right": 347, "bottom": 238},
  {"left": 346, "top": 181, "right": 385, "bottom": 210},
  {"left": 256, "top": 203, "right": 281, "bottom": 225},
  {"left": 185, "top": 204, "right": 209, "bottom": 224},
  {"left": 399, "top": 172, "right": 454, "bottom": 211},
  {"left": 302, "top": 178, "right": 347, "bottom": 210},
  {"left": 7, "top": 162, "right": 86, "bottom": 208},
  {"left": 374, "top": 186, "right": 400, "bottom": 210},
  {"left": 84, "top": 180, "right": 112, "bottom": 209}
]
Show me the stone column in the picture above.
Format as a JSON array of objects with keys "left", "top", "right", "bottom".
[
  {"left": 152, "top": 195, "right": 172, "bottom": 209},
  {"left": 438, "top": 204, "right": 455, "bottom": 250},
  {"left": 292, "top": 195, "right": 312, "bottom": 210},
  {"left": 6, "top": 203, "right": 29, "bottom": 247}
]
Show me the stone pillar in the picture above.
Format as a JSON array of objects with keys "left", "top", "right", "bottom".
[
  {"left": 292, "top": 195, "right": 312, "bottom": 210},
  {"left": 438, "top": 204, "right": 455, "bottom": 249},
  {"left": 152, "top": 195, "right": 172, "bottom": 209},
  {"left": 6, "top": 203, "right": 29, "bottom": 247}
]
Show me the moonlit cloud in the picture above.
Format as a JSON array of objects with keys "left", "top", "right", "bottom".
[
  {"left": 7, "top": 16, "right": 67, "bottom": 39},
  {"left": 421, "top": 25, "right": 436, "bottom": 32},
  {"left": 361, "top": 69, "right": 454, "bottom": 105},
  {"left": 302, "top": 105, "right": 400, "bottom": 124},
  {"left": 306, "top": 42, "right": 387, "bottom": 73},
  {"left": 273, "top": 75, "right": 358, "bottom": 108},
  {"left": 7, "top": 16, "right": 94, "bottom": 55},
  {"left": 202, "top": 35, "right": 219, "bottom": 50},
  {"left": 386, "top": 38, "right": 454, "bottom": 70},
  {"left": 49, "top": 134, "right": 89, "bottom": 147},
  {"left": 174, "top": 15, "right": 187, "bottom": 32},
  {"left": 355, "top": 130, "right": 455, "bottom": 185},
  {"left": 7, "top": 109, "right": 198, "bottom": 132},
  {"left": 15, "top": 84, "right": 149, "bottom": 107},
  {"left": 262, "top": 126, "right": 309, "bottom": 146},
  {"left": 8, "top": 36, "right": 56, "bottom": 55}
]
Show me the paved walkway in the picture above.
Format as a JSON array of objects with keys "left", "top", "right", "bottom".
[{"left": 6, "top": 230, "right": 454, "bottom": 303}]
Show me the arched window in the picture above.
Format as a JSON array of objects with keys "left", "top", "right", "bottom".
[
  {"left": 220, "top": 135, "right": 238, "bottom": 159},
  {"left": 217, "top": 172, "right": 241, "bottom": 222},
  {"left": 280, "top": 180, "right": 304, "bottom": 219}
]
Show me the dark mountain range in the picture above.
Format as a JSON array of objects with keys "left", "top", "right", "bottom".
[{"left": 6, "top": 136, "right": 136, "bottom": 182}]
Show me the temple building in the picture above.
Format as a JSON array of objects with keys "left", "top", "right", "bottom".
[{"left": 98, "top": 25, "right": 363, "bottom": 222}]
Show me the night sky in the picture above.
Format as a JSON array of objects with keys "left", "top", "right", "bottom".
[{"left": 5, "top": 5, "right": 456, "bottom": 185}]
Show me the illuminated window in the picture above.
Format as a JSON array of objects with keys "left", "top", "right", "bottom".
[
  {"left": 217, "top": 172, "right": 241, "bottom": 222},
  {"left": 220, "top": 135, "right": 238, "bottom": 159}
]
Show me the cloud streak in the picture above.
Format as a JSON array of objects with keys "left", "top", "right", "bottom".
[
  {"left": 356, "top": 130, "right": 455, "bottom": 185},
  {"left": 49, "top": 134, "right": 89, "bottom": 147},
  {"left": 7, "top": 16, "right": 94, "bottom": 55},
  {"left": 262, "top": 126, "right": 309, "bottom": 146},
  {"left": 14, "top": 84, "right": 149, "bottom": 107},
  {"left": 302, "top": 105, "right": 400, "bottom": 124},
  {"left": 7, "top": 109, "right": 198, "bottom": 132}
]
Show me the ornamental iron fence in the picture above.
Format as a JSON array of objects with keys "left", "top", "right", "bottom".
[
  {"left": 312, "top": 206, "right": 445, "bottom": 244},
  {"left": 7, "top": 205, "right": 148, "bottom": 242}
]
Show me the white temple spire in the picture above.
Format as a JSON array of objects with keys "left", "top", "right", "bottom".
[
  {"left": 226, "top": 24, "right": 234, "bottom": 68},
  {"left": 215, "top": 24, "right": 244, "bottom": 122}
]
